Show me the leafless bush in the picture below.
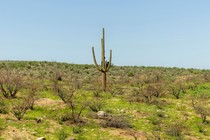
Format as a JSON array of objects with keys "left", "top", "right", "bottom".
[
  {"left": 24, "top": 90, "right": 37, "bottom": 110},
  {"left": 127, "top": 88, "right": 144, "bottom": 104},
  {"left": 0, "top": 68, "right": 23, "bottom": 98},
  {"left": 67, "top": 98, "right": 88, "bottom": 123},
  {"left": 11, "top": 100, "right": 28, "bottom": 120},
  {"left": 166, "top": 121, "right": 186, "bottom": 137},
  {"left": 108, "top": 87, "right": 124, "bottom": 97},
  {"left": 191, "top": 93, "right": 210, "bottom": 123},
  {"left": 194, "top": 103, "right": 210, "bottom": 123}
]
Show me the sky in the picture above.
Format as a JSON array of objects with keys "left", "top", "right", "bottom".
[{"left": 0, "top": 0, "right": 210, "bottom": 69}]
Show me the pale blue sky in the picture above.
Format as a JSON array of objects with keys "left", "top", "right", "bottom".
[{"left": 0, "top": 1, "right": 210, "bottom": 69}]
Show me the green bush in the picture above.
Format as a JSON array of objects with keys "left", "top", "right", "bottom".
[
  {"left": 89, "top": 98, "right": 105, "bottom": 112},
  {"left": 0, "top": 98, "right": 8, "bottom": 114},
  {"left": 148, "top": 116, "right": 161, "bottom": 125},
  {"left": 73, "top": 126, "right": 82, "bottom": 134},
  {"left": 56, "top": 129, "right": 68, "bottom": 140}
]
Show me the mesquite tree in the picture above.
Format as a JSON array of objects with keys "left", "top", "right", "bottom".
[
  {"left": 0, "top": 68, "right": 23, "bottom": 98},
  {"left": 92, "top": 28, "right": 112, "bottom": 92}
]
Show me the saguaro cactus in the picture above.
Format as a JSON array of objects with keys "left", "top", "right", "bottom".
[{"left": 92, "top": 28, "right": 112, "bottom": 92}]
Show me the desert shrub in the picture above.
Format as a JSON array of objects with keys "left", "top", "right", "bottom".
[
  {"left": 141, "top": 86, "right": 154, "bottom": 104},
  {"left": 197, "top": 123, "right": 206, "bottom": 133},
  {"left": 192, "top": 93, "right": 210, "bottom": 123},
  {"left": 56, "top": 129, "right": 68, "bottom": 140},
  {"left": 0, "top": 98, "right": 8, "bottom": 114},
  {"left": 59, "top": 110, "right": 72, "bottom": 122},
  {"left": 102, "top": 115, "right": 132, "bottom": 129},
  {"left": 67, "top": 95, "right": 89, "bottom": 123},
  {"left": 70, "top": 75, "right": 82, "bottom": 90},
  {"left": 146, "top": 131, "right": 163, "bottom": 140},
  {"left": 127, "top": 88, "right": 145, "bottom": 104},
  {"left": 73, "top": 125, "right": 82, "bottom": 134},
  {"left": 11, "top": 100, "right": 28, "bottom": 120},
  {"left": 134, "top": 83, "right": 165, "bottom": 104},
  {"left": 0, "top": 68, "right": 23, "bottom": 98},
  {"left": 194, "top": 103, "right": 210, "bottom": 123},
  {"left": 156, "top": 111, "right": 166, "bottom": 118},
  {"left": 166, "top": 121, "right": 185, "bottom": 137},
  {"left": 89, "top": 98, "right": 105, "bottom": 112},
  {"left": 109, "top": 87, "right": 124, "bottom": 97},
  {"left": 146, "top": 83, "right": 164, "bottom": 98},
  {"left": 128, "top": 71, "right": 134, "bottom": 77},
  {"left": 126, "top": 129, "right": 146, "bottom": 140},
  {"left": 24, "top": 90, "right": 37, "bottom": 110},
  {"left": 148, "top": 116, "right": 161, "bottom": 125},
  {"left": 55, "top": 86, "right": 88, "bottom": 123},
  {"left": 169, "top": 82, "right": 187, "bottom": 99},
  {"left": 152, "top": 99, "right": 168, "bottom": 109},
  {"left": 56, "top": 87, "right": 75, "bottom": 104},
  {"left": 52, "top": 68, "right": 89, "bottom": 123}
]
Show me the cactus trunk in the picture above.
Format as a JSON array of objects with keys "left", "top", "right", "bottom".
[
  {"left": 92, "top": 28, "right": 112, "bottom": 92},
  {"left": 102, "top": 72, "right": 106, "bottom": 92}
]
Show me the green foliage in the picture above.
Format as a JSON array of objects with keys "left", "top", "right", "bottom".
[
  {"left": 89, "top": 98, "right": 105, "bottom": 112},
  {"left": 73, "top": 125, "right": 82, "bottom": 134},
  {"left": 56, "top": 129, "right": 68, "bottom": 140},
  {"left": 0, "top": 98, "right": 8, "bottom": 114}
]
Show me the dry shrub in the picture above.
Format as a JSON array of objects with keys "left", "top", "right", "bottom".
[
  {"left": 102, "top": 115, "right": 132, "bottom": 129},
  {"left": 166, "top": 121, "right": 186, "bottom": 137},
  {"left": 11, "top": 100, "right": 28, "bottom": 120},
  {"left": 0, "top": 68, "right": 23, "bottom": 98}
]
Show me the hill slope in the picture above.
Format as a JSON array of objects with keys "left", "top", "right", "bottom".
[{"left": 0, "top": 61, "right": 210, "bottom": 140}]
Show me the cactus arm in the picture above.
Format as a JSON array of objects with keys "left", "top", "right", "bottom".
[
  {"left": 101, "top": 28, "right": 105, "bottom": 70},
  {"left": 92, "top": 47, "right": 101, "bottom": 71},
  {"left": 105, "top": 49, "right": 112, "bottom": 72}
]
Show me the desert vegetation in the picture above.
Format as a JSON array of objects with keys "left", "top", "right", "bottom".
[{"left": 0, "top": 61, "right": 210, "bottom": 139}]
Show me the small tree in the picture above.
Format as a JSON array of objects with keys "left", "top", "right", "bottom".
[
  {"left": 11, "top": 100, "right": 28, "bottom": 120},
  {"left": 24, "top": 89, "right": 37, "bottom": 110},
  {"left": 194, "top": 103, "right": 210, "bottom": 123},
  {"left": 66, "top": 94, "right": 88, "bottom": 123},
  {"left": 169, "top": 82, "right": 185, "bottom": 99},
  {"left": 0, "top": 68, "right": 23, "bottom": 98},
  {"left": 191, "top": 93, "right": 210, "bottom": 123},
  {"left": 52, "top": 70, "right": 88, "bottom": 123},
  {"left": 142, "top": 87, "right": 154, "bottom": 104}
]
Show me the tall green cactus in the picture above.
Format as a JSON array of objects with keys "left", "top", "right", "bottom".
[{"left": 92, "top": 28, "right": 112, "bottom": 92}]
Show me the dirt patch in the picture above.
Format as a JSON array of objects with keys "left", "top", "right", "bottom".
[
  {"left": 101, "top": 128, "right": 147, "bottom": 140},
  {"left": 35, "top": 98, "right": 64, "bottom": 107},
  {"left": 1, "top": 126, "right": 36, "bottom": 140}
]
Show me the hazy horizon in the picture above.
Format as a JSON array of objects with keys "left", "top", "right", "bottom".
[{"left": 0, "top": 1, "right": 210, "bottom": 69}]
